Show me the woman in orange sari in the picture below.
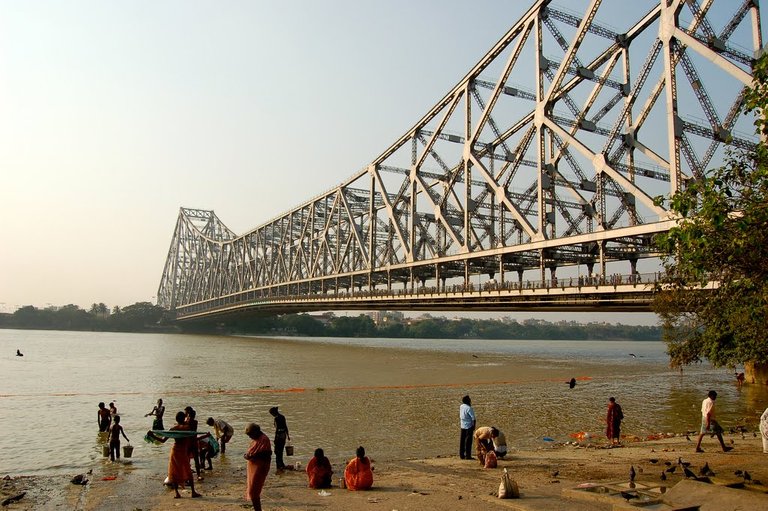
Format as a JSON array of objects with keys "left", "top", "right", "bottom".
[
  {"left": 146, "top": 411, "right": 201, "bottom": 499},
  {"left": 344, "top": 446, "right": 373, "bottom": 491},
  {"left": 244, "top": 423, "right": 272, "bottom": 511},
  {"left": 306, "top": 448, "right": 333, "bottom": 489}
]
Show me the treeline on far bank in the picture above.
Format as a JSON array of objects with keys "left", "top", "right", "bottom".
[
  {"left": 216, "top": 313, "right": 662, "bottom": 341},
  {"left": 0, "top": 303, "right": 661, "bottom": 341}
]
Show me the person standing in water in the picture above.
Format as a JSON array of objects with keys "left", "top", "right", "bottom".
[
  {"left": 97, "top": 402, "right": 111, "bottom": 432},
  {"left": 145, "top": 398, "right": 166, "bottom": 430},
  {"left": 269, "top": 406, "right": 290, "bottom": 471},
  {"left": 108, "top": 415, "right": 130, "bottom": 461}
]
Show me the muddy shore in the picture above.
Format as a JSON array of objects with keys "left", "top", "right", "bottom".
[{"left": 3, "top": 433, "right": 766, "bottom": 510}]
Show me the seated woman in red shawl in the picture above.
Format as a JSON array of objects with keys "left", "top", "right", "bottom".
[
  {"left": 244, "top": 423, "right": 272, "bottom": 511},
  {"left": 306, "top": 448, "right": 333, "bottom": 489},
  {"left": 343, "top": 446, "right": 373, "bottom": 491}
]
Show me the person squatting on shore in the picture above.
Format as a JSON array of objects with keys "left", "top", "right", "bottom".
[
  {"left": 244, "top": 423, "right": 272, "bottom": 511},
  {"left": 606, "top": 397, "right": 624, "bottom": 446},
  {"left": 344, "top": 446, "right": 373, "bottom": 490},
  {"left": 146, "top": 411, "right": 202, "bottom": 499},
  {"left": 695, "top": 390, "right": 732, "bottom": 453},
  {"left": 306, "top": 448, "right": 333, "bottom": 489},
  {"left": 269, "top": 406, "right": 290, "bottom": 471},
  {"left": 459, "top": 395, "right": 476, "bottom": 460},
  {"left": 206, "top": 416, "right": 234, "bottom": 454},
  {"left": 97, "top": 402, "right": 111, "bottom": 433},
  {"left": 145, "top": 398, "right": 165, "bottom": 431},
  {"left": 108, "top": 415, "right": 129, "bottom": 462}
]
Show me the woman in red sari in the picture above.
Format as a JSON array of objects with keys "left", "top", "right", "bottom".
[
  {"left": 344, "top": 446, "right": 373, "bottom": 491},
  {"left": 244, "top": 423, "right": 272, "bottom": 511},
  {"left": 606, "top": 397, "right": 624, "bottom": 446},
  {"left": 306, "top": 448, "right": 333, "bottom": 489}
]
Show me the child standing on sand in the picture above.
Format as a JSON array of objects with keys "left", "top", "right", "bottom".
[{"left": 108, "top": 415, "right": 130, "bottom": 461}]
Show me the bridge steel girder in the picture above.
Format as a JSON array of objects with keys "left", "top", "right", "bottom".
[{"left": 157, "top": 0, "right": 760, "bottom": 320}]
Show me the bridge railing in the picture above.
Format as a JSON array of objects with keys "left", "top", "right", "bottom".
[{"left": 174, "top": 271, "right": 662, "bottom": 318}]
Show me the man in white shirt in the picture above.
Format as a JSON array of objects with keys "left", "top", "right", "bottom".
[
  {"left": 459, "top": 395, "right": 476, "bottom": 459},
  {"left": 695, "top": 390, "right": 732, "bottom": 453}
]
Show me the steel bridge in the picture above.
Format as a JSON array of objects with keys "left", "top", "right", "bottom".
[{"left": 158, "top": 0, "right": 761, "bottom": 321}]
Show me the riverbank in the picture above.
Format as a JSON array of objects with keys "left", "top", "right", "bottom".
[{"left": 3, "top": 434, "right": 766, "bottom": 510}]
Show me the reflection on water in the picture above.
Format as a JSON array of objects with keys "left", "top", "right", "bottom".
[{"left": 0, "top": 329, "right": 766, "bottom": 476}]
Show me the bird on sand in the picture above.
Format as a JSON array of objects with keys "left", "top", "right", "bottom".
[
  {"left": 649, "top": 458, "right": 659, "bottom": 464},
  {"left": 699, "top": 462, "right": 715, "bottom": 477},
  {"left": 568, "top": 377, "right": 576, "bottom": 389},
  {"left": 629, "top": 466, "right": 636, "bottom": 482},
  {"left": 743, "top": 470, "right": 752, "bottom": 482},
  {"left": 665, "top": 466, "right": 676, "bottom": 474},
  {"left": 620, "top": 491, "right": 638, "bottom": 500},
  {"left": 660, "top": 472, "right": 667, "bottom": 481},
  {"left": 685, "top": 434, "right": 691, "bottom": 442},
  {"left": 683, "top": 466, "right": 697, "bottom": 479}
]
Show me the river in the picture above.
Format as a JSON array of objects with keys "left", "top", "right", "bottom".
[{"left": 1, "top": 329, "right": 765, "bottom": 477}]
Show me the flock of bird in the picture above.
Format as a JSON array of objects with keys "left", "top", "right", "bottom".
[{"left": 616, "top": 457, "right": 757, "bottom": 501}]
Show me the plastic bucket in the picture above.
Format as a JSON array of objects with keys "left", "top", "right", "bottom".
[
  {"left": 102, "top": 445, "right": 109, "bottom": 457},
  {"left": 285, "top": 444, "right": 294, "bottom": 456},
  {"left": 123, "top": 444, "right": 134, "bottom": 458}
]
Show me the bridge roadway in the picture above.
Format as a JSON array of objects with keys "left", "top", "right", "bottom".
[{"left": 174, "top": 271, "right": 660, "bottom": 321}]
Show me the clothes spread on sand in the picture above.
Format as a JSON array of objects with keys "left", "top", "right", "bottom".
[
  {"left": 167, "top": 426, "right": 194, "bottom": 487},
  {"left": 306, "top": 455, "right": 333, "bottom": 489},
  {"left": 606, "top": 401, "right": 623, "bottom": 440},
  {"left": 344, "top": 456, "right": 373, "bottom": 490},
  {"left": 245, "top": 434, "right": 272, "bottom": 501}
]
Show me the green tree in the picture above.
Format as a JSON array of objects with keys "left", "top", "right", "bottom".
[{"left": 653, "top": 54, "right": 768, "bottom": 383}]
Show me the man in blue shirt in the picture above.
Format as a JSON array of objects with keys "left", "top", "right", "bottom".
[{"left": 459, "top": 395, "right": 476, "bottom": 459}]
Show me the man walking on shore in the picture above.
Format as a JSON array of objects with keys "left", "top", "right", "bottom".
[
  {"left": 695, "top": 390, "right": 732, "bottom": 453},
  {"left": 459, "top": 395, "right": 476, "bottom": 460}
]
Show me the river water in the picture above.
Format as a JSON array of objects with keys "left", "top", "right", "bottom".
[{"left": 1, "top": 329, "right": 766, "bottom": 477}]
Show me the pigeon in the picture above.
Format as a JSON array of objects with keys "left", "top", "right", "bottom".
[
  {"left": 734, "top": 469, "right": 743, "bottom": 476},
  {"left": 685, "top": 434, "right": 691, "bottom": 442},
  {"left": 743, "top": 470, "right": 752, "bottom": 482},
  {"left": 678, "top": 457, "right": 690, "bottom": 467},
  {"left": 629, "top": 466, "right": 636, "bottom": 482},
  {"left": 699, "top": 463, "right": 715, "bottom": 477},
  {"left": 620, "top": 491, "right": 638, "bottom": 500},
  {"left": 664, "top": 461, "right": 672, "bottom": 466},
  {"left": 665, "top": 466, "right": 676, "bottom": 474},
  {"left": 660, "top": 472, "right": 667, "bottom": 481},
  {"left": 683, "top": 466, "right": 697, "bottom": 479},
  {"left": 649, "top": 458, "right": 659, "bottom": 464},
  {"left": 568, "top": 377, "right": 577, "bottom": 389},
  {"left": 551, "top": 470, "right": 559, "bottom": 478}
]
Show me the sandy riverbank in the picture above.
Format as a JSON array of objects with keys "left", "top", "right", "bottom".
[{"left": 3, "top": 434, "right": 767, "bottom": 510}]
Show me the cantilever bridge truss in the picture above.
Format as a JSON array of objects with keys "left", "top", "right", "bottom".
[{"left": 158, "top": 0, "right": 761, "bottom": 320}]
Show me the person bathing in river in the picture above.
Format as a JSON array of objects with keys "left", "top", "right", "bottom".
[
  {"left": 145, "top": 398, "right": 166, "bottom": 430},
  {"left": 206, "top": 416, "right": 234, "bottom": 454},
  {"left": 97, "top": 402, "right": 111, "bottom": 432},
  {"left": 108, "top": 415, "right": 130, "bottom": 462},
  {"left": 185, "top": 406, "right": 203, "bottom": 480}
]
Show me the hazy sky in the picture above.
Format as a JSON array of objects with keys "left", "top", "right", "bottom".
[{"left": 0, "top": 1, "right": 761, "bottom": 325}]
